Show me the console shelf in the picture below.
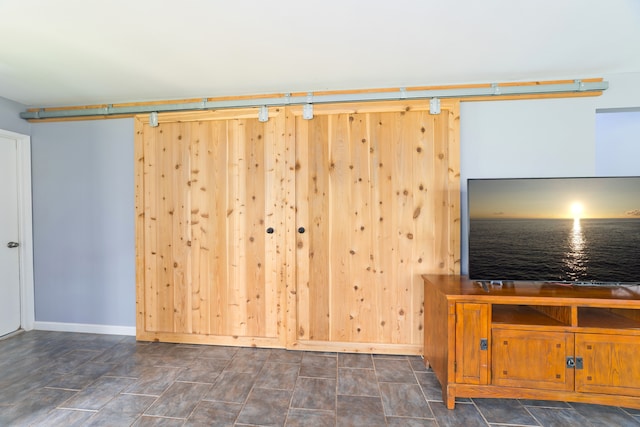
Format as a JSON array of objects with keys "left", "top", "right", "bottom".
[
  {"left": 423, "top": 274, "right": 640, "bottom": 410},
  {"left": 492, "top": 305, "right": 571, "bottom": 328},
  {"left": 578, "top": 307, "right": 640, "bottom": 330}
]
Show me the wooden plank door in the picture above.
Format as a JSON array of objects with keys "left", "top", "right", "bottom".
[
  {"left": 287, "top": 101, "right": 460, "bottom": 354},
  {"left": 135, "top": 108, "right": 287, "bottom": 347}
]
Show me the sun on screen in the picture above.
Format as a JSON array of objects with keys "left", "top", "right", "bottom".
[{"left": 570, "top": 202, "right": 584, "bottom": 220}]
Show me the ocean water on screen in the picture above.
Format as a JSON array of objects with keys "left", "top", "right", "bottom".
[{"left": 469, "top": 218, "right": 640, "bottom": 283}]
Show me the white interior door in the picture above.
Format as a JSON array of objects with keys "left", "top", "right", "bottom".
[{"left": 0, "top": 134, "right": 21, "bottom": 336}]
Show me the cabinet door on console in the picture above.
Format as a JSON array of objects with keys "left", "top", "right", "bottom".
[
  {"left": 576, "top": 333, "right": 640, "bottom": 397},
  {"left": 492, "top": 329, "right": 574, "bottom": 391},
  {"left": 455, "top": 303, "right": 489, "bottom": 385}
]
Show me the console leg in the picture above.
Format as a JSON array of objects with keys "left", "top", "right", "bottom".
[{"left": 445, "top": 386, "right": 456, "bottom": 409}]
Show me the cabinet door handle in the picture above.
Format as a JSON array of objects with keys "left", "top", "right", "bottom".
[
  {"left": 266, "top": 227, "right": 274, "bottom": 234},
  {"left": 566, "top": 356, "right": 575, "bottom": 368},
  {"left": 480, "top": 338, "right": 488, "bottom": 351},
  {"left": 298, "top": 227, "right": 306, "bottom": 234}
]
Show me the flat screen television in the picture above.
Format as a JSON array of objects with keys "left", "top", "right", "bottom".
[{"left": 467, "top": 176, "right": 640, "bottom": 285}]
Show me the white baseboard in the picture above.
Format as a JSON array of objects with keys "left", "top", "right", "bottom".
[{"left": 34, "top": 321, "right": 136, "bottom": 336}]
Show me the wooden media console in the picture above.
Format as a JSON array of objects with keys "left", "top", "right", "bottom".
[{"left": 423, "top": 274, "right": 640, "bottom": 409}]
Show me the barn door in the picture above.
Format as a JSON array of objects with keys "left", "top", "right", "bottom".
[
  {"left": 287, "top": 101, "right": 460, "bottom": 354},
  {"left": 135, "top": 109, "right": 287, "bottom": 347}
]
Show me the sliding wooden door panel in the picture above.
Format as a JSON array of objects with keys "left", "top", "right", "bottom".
[
  {"left": 135, "top": 109, "right": 287, "bottom": 347},
  {"left": 136, "top": 101, "right": 459, "bottom": 353},
  {"left": 288, "top": 101, "right": 460, "bottom": 353}
]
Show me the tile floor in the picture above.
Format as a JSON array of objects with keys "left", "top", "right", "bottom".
[{"left": 1, "top": 330, "right": 640, "bottom": 426}]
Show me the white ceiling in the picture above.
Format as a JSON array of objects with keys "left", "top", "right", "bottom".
[{"left": 1, "top": 0, "right": 639, "bottom": 108}]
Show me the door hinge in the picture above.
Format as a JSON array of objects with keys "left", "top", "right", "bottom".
[{"left": 454, "top": 360, "right": 457, "bottom": 372}]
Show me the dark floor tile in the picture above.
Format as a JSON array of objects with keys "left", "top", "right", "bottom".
[
  {"left": 409, "top": 356, "right": 429, "bottom": 372},
  {"left": 285, "top": 408, "right": 335, "bottom": 426},
  {"left": 304, "top": 350, "right": 338, "bottom": 358},
  {"left": 184, "top": 400, "right": 242, "bottom": 426},
  {"left": 338, "top": 367, "right": 379, "bottom": 396},
  {"left": 61, "top": 376, "right": 136, "bottom": 411},
  {"left": 236, "top": 387, "right": 292, "bottom": 426},
  {"left": 204, "top": 371, "right": 255, "bottom": 403},
  {"left": 126, "top": 366, "right": 184, "bottom": 396},
  {"left": 520, "top": 399, "right": 572, "bottom": 408},
  {"left": 107, "top": 355, "right": 161, "bottom": 378},
  {"left": 269, "top": 349, "right": 304, "bottom": 364},
  {"left": 224, "top": 352, "right": 267, "bottom": 374},
  {"left": 46, "top": 373, "right": 97, "bottom": 390},
  {"left": 379, "top": 382, "right": 432, "bottom": 418},
  {"left": 85, "top": 393, "right": 157, "bottom": 426},
  {"left": 291, "top": 377, "right": 336, "bottom": 411},
  {"left": 135, "top": 342, "right": 180, "bottom": 356},
  {"left": 415, "top": 372, "right": 444, "bottom": 401},
  {"left": 133, "top": 415, "right": 187, "bottom": 426},
  {"left": 148, "top": 353, "right": 198, "bottom": 369},
  {"left": 234, "top": 346, "right": 272, "bottom": 361},
  {"left": 474, "top": 398, "right": 539, "bottom": 425},
  {"left": 373, "top": 353, "right": 409, "bottom": 360},
  {"left": 197, "top": 345, "right": 238, "bottom": 360},
  {"left": 0, "top": 356, "right": 47, "bottom": 384},
  {"left": 0, "top": 366, "right": 64, "bottom": 404},
  {"left": 4, "top": 332, "right": 636, "bottom": 427},
  {"left": 429, "top": 401, "right": 488, "bottom": 427},
  {"left": 526, "top": 406, "right": 595, "bottom": 427},
  {"left": 49, "top": 349, "right": 103, "bottom": 374},
  {"left": 144, "top": 381, "right": 211, "bottom": 418},
  {"left": 256, "top": 361, "right": 300, "bottom": 390},
  {"left": 374, "top": 357, "right": 416, "bottom": 383},
  {"left": 387, "top": 417, "right": 438, "bottom": 426},
  {"left": 29, "top": 408, "right": 96, "bottom": 427},
  {"left": 67, "top": 334, "right": 127, "bottom": 352},
  {"left": 337, "top": 395, "right": 386, "bottom": 426},
  {"left": 339, "top": 352, "right": 374, "bottom": 369},
  {"left": 0, "top": 387, "right": 78, "bottom": 426},
  {"left": 178, "top": 358, "right": 228, "bottom": 383},
  {"left": 71, "top": 361, "right": 117, "bottom": 379},
  {"left": 568, "top": 402, "right": 640, "bottom": 426},
  {"left": 172, "top": 345, "right": 205, "bottom": 357},
  {"left": 299, "top": 354, "right": 337, "bottom": 379},
  {"left": 623, "top": 407, "right": 640, "bottom": 416},
  {"left": 90, "top": 341, "right": 139, "bottom": 364}
]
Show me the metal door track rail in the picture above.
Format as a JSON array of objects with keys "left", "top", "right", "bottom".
[{"left": 20, "top": 80, "right": 608, "bottom": 120}]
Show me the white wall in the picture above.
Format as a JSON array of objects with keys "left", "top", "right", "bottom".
[{"left": 459, "top": 72, "right": 640, "bottom": 273}]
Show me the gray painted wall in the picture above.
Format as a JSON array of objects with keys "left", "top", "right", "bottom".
[
  {"left": 30, "top": 119, "right": 135, "bottom": 326},
  {"left": 18, "top": 71, "right": 640, "bottom": 328},
  {"left": 0, "top": 96, "right": 30, "bottom": 135}
]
